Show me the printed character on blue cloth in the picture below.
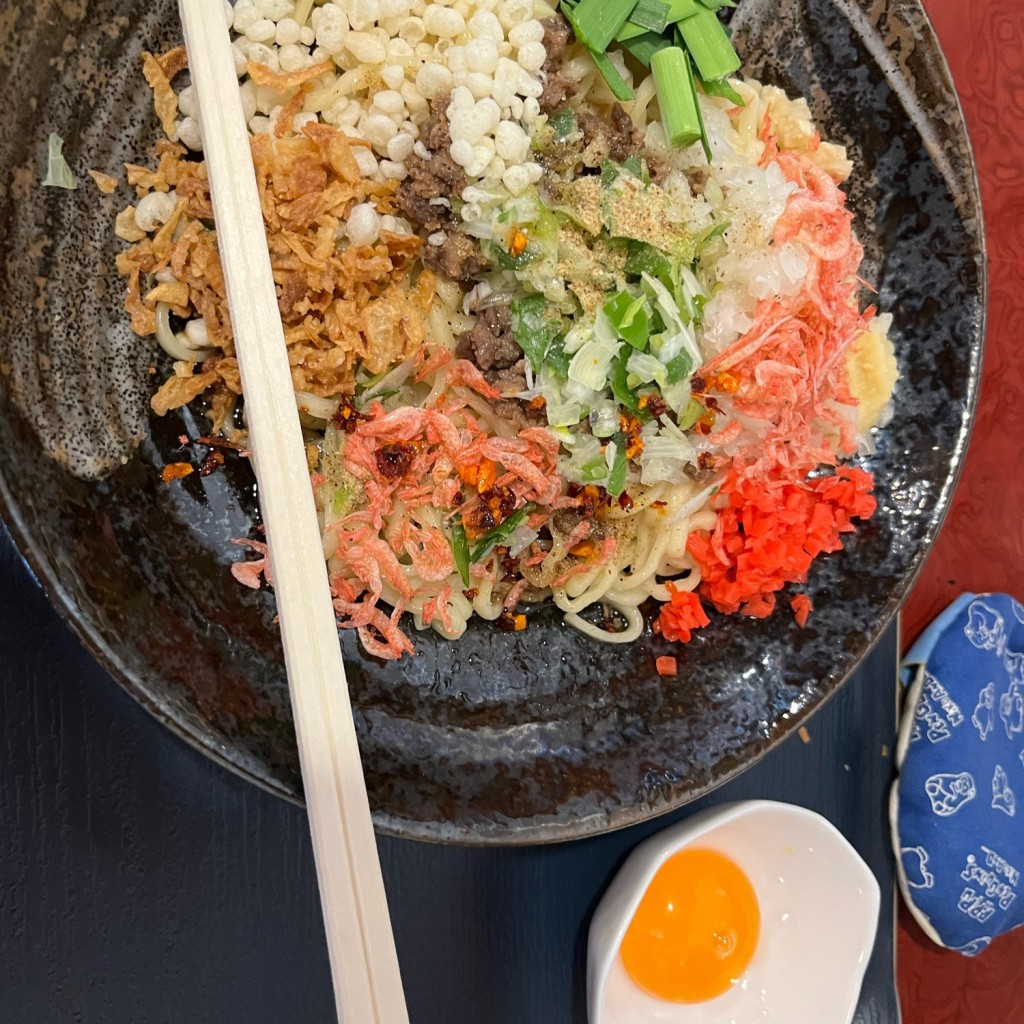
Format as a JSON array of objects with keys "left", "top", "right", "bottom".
[{"left": 891, "top": 593, "right": 1024, "bottom": 956}]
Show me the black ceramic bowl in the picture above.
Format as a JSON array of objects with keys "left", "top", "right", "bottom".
[{"left": 0, "top": 0, "right": 984, "bottom": 843}]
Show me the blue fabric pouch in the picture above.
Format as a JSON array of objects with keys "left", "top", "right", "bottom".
[{"left": 891, "top": 592, "right": 1024, "bottom": 957}]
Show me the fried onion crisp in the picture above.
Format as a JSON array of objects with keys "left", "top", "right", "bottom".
[
  {"left": 142, "top": 51, "right": 182, "bottom": 140},
  {"left": 125, "top": 140, "right": 189, "bottom": 195},
  {"left": 117, "top": 61, "right": 430, "bottom": 418},
  {"left": 145, "top": 279, "right": 190, "bottom": 310},
  {"left": 152, "top": 370, "right": 221, "bottom": 416},
  {"left": 246, "top": 57, "right": 334, "bottom": 90},
  {"left": 88, "top": 169, "right": 118, "bottom": 194},
  {"left": 114, "top": 206, "right": 146, "bottom": 243}
]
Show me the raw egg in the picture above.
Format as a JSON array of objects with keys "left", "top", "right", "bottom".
[
  {"left": 619, "top": 847, "right": 761, "bottom": 1002},
  {"left": 587, "top": 801, "right": 880, "bottom": 1024}
]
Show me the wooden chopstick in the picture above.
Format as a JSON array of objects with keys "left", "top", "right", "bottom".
[{"left": 176, "top": 3, "right": 409, "bottom": 1022}]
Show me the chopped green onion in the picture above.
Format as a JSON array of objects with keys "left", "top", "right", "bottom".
[
  {"left": 651, "top": 46, "right": 702, "bottom": 149},
  {"left": 564, "top": 0, "right": 638, "bottom": 53},
  {"left": 614, "top": 20, "right": 649, "bottom": 42},
  {"left": 676, "top": 6, "right": 741, "bottom": 82},
  {"left": 600, "top": 160, "right": 623, "bottom": 188},
  {"left": 628, "top": 0, "right": 671, "bottom": 33},
  {"left": 587, "top": 47, "right": 635, "bottom": 101},
  {"left": 625, "top": 239, "right": 674, "bottom": 283},
  {"left": 607, "top": 440, "right": 628, "bottom": 496},
  {"left": 599, "top": 154, "right": 647, "bottom": 187},
  {"left": 511, "top": 293, "right": 563, "bottom": 372},
  {"left": 696, "top": 68, "right": 744, "bottom": 105},
  {"left": 667, "top": 0, "right": 705, "bottom": 17},
  {"left": 491, "top": 241, "right": 540, "bottom": 271},
  {"left": 579, "top": 454, "right": 609, "bottom": 481},
  {"left": 603, "top": 291, "right": 650, "bottom": 349},
  {"left": 616, "top": 0, "right": 700, "bottom": 39},
  {"left": 659, "top": 40, "right": 713, "bottom": 161},
  {"left": 623, "top": 154, "right": 646, "bottom": 180},
  {"left": 697, "top": 220, "right": 729, "bottom": 249},
  {"left": 42, "top": 133, "right": 77, "bottom": 190},
  {"left": 546, "top": 338, "right": 572, "bottom": 379},
  {"left": 665, "top": 350, "right": 694, "bottom": 384},
  {"left": 690, "top": 54, "right": 714, "bottom": 162},
  {"left": 548, "top": 107, "right": 578, "bottom": 141},
  {"left": 610, "top": 353, "right": 641, "bottom": 412},
  {"left": 619, "top": 29, "right": 671, "bottom": 66},
  {"left": 450, "top": 523, "right": 471, "bottom": 587},
  {"left": 695, "top": 0, "right": 736, "bottom": 9},
  {"left": 470, "top": 505, "right": 535, "bottom": 564}
]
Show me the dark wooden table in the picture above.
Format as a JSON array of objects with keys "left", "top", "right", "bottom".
[{"left": 0, "top": 521, "right": 898, "bottom": 1024}]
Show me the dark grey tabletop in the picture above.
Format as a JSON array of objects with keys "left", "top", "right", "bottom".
[{"left": 0, "top": 522, "right": 898, "bottom": 1024}]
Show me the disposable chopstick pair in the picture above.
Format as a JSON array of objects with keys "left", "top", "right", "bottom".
[{"left": 176, "top": 2, "right": 409, "bottom": 1021}]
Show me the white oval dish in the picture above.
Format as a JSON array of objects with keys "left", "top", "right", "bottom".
[{"left": 587, "top": 800, "right": 880, "bottom": 1024}]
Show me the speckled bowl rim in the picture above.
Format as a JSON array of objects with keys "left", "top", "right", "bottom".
[{"left": 0, "top": 0, "right": 986, "bottom": 845}]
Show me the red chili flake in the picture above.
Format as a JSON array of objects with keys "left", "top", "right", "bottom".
[
  {"left": 464, "top": 484, "right": 517, "bottom": 536},
  {"left": 465, "top": 506, "right": 496, "bottom": 535},
  {"left": 642, "top": 393, "right": 668, "bottom": 419},
  {"left": 495, "top": 610, "right": 518, "bottom": 632},
  {"left": 483, "top": 485, "right": 516, "bottom": 521},
  {"left": 375, "top": 441, "right": 417, "bottom": 480},
  {"left": 690, "top": 374, "right": 707, "bottom": 395},
  {"left": 332, "top": 395, "right": 369, "bottom": 433},
  {"left": 567, "top": 482, "right": 612, "bottom": 516},
  {"left": 617, "top": 492, "right": 635, "bottom": 510},
  {"left": 620, "top": 412, "right": 644, "bottom": 460}
]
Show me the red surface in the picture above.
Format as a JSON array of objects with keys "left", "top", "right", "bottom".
[{"left": 899, "top": 0, "right": 1024, "bottom": 1020}]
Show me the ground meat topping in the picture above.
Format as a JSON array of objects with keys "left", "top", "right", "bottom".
[
  {"left": 423, "top": 230, "right": 489, "bottom": 283},
  {"left": 396, "top": 161, "right": 464, "bottom": 232},
  {"left": 395, "top": 98, "right": 466, "bottom": 234},
  {"left": 395, "top": 98, "right": 491, "bottom": 283},
  {"left": 486, "top": 364, "right": 527, "bottom": 395},
  {"left": 456, "top": 302, "right": 521, "bottom": 371},
  {"left": 539, "top": 15, "right": 578, "bottom": 114},
  {"left": 609, "top": 105, "right": 644, "bottom": 162},
  {"left": 577, "top": 106, "right": 644, "bottom": 167}
]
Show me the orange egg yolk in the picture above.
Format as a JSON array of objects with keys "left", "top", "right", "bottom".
[{"left": 620, "top": 847, "right": 760, "bottom": 1003}]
